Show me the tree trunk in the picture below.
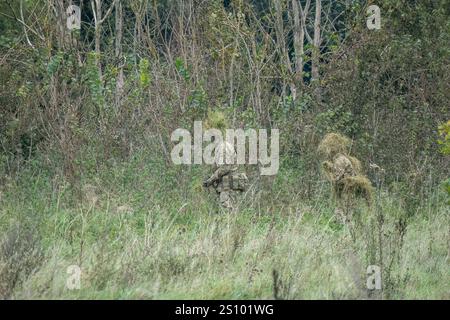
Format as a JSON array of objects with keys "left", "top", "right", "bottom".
[
  {"left": 93, "top": 0, "right": 102, "bottom": 80},
  {"left": 291, "top": 0, "right": 305, "bottom": 89},
  {"left": 115, "top": 0, "right": 124, "bottom": 108},
  {"left": 311, "top": 0, "right": 321, "bottom": 82},
  {"left": 274, "top": 0, "right": 296, "bottom": 100}
]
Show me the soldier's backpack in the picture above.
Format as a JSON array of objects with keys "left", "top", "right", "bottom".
[{"left": 230, "top": 172, "right": 249, "bottom": 191}]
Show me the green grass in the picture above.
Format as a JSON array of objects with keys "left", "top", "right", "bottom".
[{"left": 0, "top": 154, "right": 448, "bottom": 299}]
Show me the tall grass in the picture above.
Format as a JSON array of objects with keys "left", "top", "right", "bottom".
[{"left": 0, "top": 152, "right": 448, "bottom": 299}]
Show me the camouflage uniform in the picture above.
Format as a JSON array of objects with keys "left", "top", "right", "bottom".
[
  {"left": 318, "top": 133, "right": 373, "bottom": 227},
  {"left": 203, "top": 141, "right": 248, "bottom": 210},
  {"left": 322, "top": 153, "right": 358, "bottom": 222},
  {"left": 326, "top": 153, "right": 357, "bottom": 198}
]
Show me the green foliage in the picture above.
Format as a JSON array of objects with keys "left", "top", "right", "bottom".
[
  {"left": 442, "top": 178, "right": 450, "bottom": 203},
  {"left": 47, "top": 51, "right": 64, "bottom": 76},
  {"left": 85, "top": 52, "right": 104, "bottom": 107},
  {"left": 0, "top": 153, "right": 448, "bottom": 299},
  {"left": 175, "top": 57, "right": 190, "bottom": 81},
  {"left": 139, "top": 58, "right": 151, "bottom": 88},
  {"left": 0, "top": 0, "right": 449, "bottom": 300},
  {"left": 315, "top": 106, "right": 355, "bottom": 135},
  {"left": 438, "top": 120, "right": 450, "bottom": 202},
  {"left": 322, "top": 0, "right": 449, "bottom": 188},
  {"left": 239, "top": 108, "right": 258, "bottom": 129},
  {"left": 188, "top": 85, "right": 208, "bottom": 112},
  {"left": 437, "top": 120, "right": 450, "bottom": 155},
  {"left": 204, "top": 109, "right": 228, "bottom": 130}
]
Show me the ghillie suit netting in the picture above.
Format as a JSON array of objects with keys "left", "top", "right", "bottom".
[{"left": 318, "top": 133, "right": 373, "bottom": 209}]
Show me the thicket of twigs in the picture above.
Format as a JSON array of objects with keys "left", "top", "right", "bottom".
[{"left": 0, "top": 0, "right": 449, "bottom": 299}]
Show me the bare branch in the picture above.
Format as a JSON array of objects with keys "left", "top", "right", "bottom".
[
  {"left": 20, "top": 0, "right": 34, "bottom": 48},
  {"left": 99, "top": 0, "right": 118, "bottom": 25},
  {"left": 0, "top": 3, "right": 45, "bottom": 41}
]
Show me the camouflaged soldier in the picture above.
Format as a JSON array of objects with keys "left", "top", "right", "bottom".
[
  {"left": 202, "top": 111, "right": 248, "bottom": 210},
  {"left": 322, "top": 153, "right": 357, "bottom": 201},
  {"left": 318, "top": 133, "right": 372, "bottom": 222}
]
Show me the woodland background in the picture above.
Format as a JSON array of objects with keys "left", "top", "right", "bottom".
[{"left": 0, "top": 0, "right": 449, "bottom": 299}]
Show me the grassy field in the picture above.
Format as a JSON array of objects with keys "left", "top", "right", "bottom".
[{"left": 0, "top": 153, "right": 448, "bottom": 300}]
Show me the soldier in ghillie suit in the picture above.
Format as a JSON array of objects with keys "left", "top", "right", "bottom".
[
  {"left": 318, "top": 133, "right": 373, "bottom": 223},
  {"left": 202, "top": 111, "right": 248, "bottom": 211}
]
